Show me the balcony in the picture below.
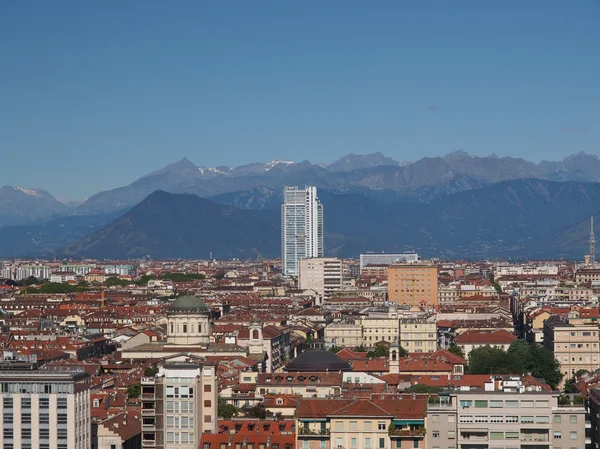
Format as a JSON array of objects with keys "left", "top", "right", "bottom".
[
  {"left": 142, "top": 439, "right": 156, "bottom": 447},
  {"left": 141, "top": 408, "right": 155, "bottom": 416},
  {"left": 141, "top": 377, "right": 155, "bottom": 385},
  {"left": 299, "top": 427, "right": 330, "bottom": 437},
  {"left": 586, "top": 420, "right": 592, "bottom": 429},
  {"left": 388, "top": 428, "right": 425, "bottom": 438}
]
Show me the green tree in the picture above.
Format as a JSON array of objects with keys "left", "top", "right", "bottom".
[
  {"left": 448, "top": 344, "right": 465, "bottom": 358},
  {"left": 144, "top": 365, "right": 159, "bottom": 377},
  {"left": 17, "top": 276, "right": 41, "bottom": 286},
  {"left": 105, "top": 277, "right": 131, "bottom": 286},
  {"left": 374, "top": 344, "right": 389, "bottom": 357},
  {"left": 573, "top": 395, "right": 584, "bottom": 405},
  {"left": 353, "top": 345, "right": 367, "bottom": 352},
  {"left": 135, "top": 275, "right": 155, "bottom": 286},
  {"left": 127, "top": 383, "right": 141, "bottom": 398},
  {"left": 329, "top": 346, "right": 343, "bottom": 353},
  {"left": 218, "top": 396, "right": 238, "bottom": 419},
  {"left": 404, "top": 384, "right": 442, "bottom": 394}
]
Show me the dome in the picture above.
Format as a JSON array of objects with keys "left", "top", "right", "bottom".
[
  {"left": 168, "top": 295, "right": 208, "bottom": 313},
  {"left": 284, "top": 350, "right": 352, "bottom": 372}
]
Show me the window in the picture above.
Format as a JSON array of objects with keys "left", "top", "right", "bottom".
[
  {"left": 204, "top": 415, "right": 212, "bottom": 423},
  {"left": 21, "top": 398, "right": 31, "bottom": 408},
  {"left": 22, "top": 428, "right": 32, "bottom": 439},
  {"left": 570, "top": 415, "right": 577, "bottom": 423},
  {"left": 302, "top": 442, "right": 309, "bottom": 449},
  {"left": 39, "top": 398, "right": 49, "bottom": 409},
  {"left": 536, "top": 416, "right": 550, "bottom": 424},
  {"left": 349, "top": 421, "right": 357, "bottom": 431},
  {"left": 57, "top": 413, "right": 68, "bottom": 424},
  {"left": 378, "top": 422, "right": 386, "bottom": 430},
  {"left": 3, "top": 398, "right": 12, "bottom": 408},
  {"left": 40, "top": 429, "right": 50, "bottom": 439},
  {"left": 459, "top": 400, "right": 473, "bottom": 408},
  {"left": 521, "top": 416, "right": 534, "bottom": 423},
  {"left": 489, "top": 416, "right": 503, "bottom": 423},
  {"left": 351, "top": 438, "right": 357, "bottom": 448},
  {"left": 459, "top": 415, "right": 473, "bottom": 423},
  {"left": 521, "top": 400, "right": 533, "bottom": 408},
  {"left": 490, "top": 400, "right": 503, "bottom": 408},
  {"left": 365, "top": 438, "right": 371, "bottom": 449},
  {"left": 570, "top": 432, "right": 578, "bottom": 440},
  {"left": 505, "top": 432, "right": 519, "bottom": 440},
  {"left": 554, "top": 415, "right": 562, "bottom": 423},
  {"left": 448, "top": 431, "right": 455, "bottom": 439},
  {"left": 474, "top": 400, "right": 488, "bottom": 408},
  {"left": 57, "top": 429, "right": 68, "bottom": 439},
  {"left": 432, "top": 431, "right": 440, "bottom": 439},
  {"left": 204, "top": 385, "right": 212, "bottom": 392},
  {"left": 364, "top": 421, "right": 372, "bottom": 431},
  {"left": 505, "top": 400, "right": 518, "bottom": 408},
  {"left": 57, "top": 398, "right": 67, "bottom": 409},
  {"left": 3, "top": 412, "right": 12, "bottom": 424},
  {"left": 505, "top": 416, "right": 518, "bottom": 423},
  {"left": 22, "top": 412, "right": 31, "bottom": 423},
  {"left": 379, "top": 438, "right": 385, "bottom": 449},
  {"left": 490, "top": 432, "right": 504, "bottom": 440},
  {"left": 335, "top": 421, "right": 344, "bottom": 431},
  {"left": 475, "top": 416, "right": 488, "bottom": 423},
  {"left": 432, "top": 415, "right": 440, "bottom": 423},
  {"left": 536, "top": 400, "right": 549, "bottom": 408},
  {"left": 554, "top": 432, "right": 562, "bottom": 439},
  {"left": 320, "top": 441, "right": 326, "bottom": 449}
]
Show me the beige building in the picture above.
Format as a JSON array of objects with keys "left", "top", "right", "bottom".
[
  {"left": 360, "top": 309, "right": 401, "bottom": 346},
  {"left": 399, "top": 318, "right": 437, "bottom": 353},
  {"left": 543, "top": 318, "right": 600, "bottom": 379},
  {"left": 388, "top": 264, "right": 438, "bottom": 306},
  {"left": 299, "top": 258, "right": 343, "bottom": 300},
  {"left": 324, "top": 322, "right": 363, "bottom": 348},
  {"left": 141, "top": 358, "right": 218, "bottom": 449},
  {"left": 0, "top": 361, "right": 91, "bottom": 449},
  {"left": 427, "top": 376, "right": 587, "bottom": 449}
]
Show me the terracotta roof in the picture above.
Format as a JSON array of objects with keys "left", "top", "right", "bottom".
[{"left": 455, "top": 329, "right": 517, "bottom": 345}]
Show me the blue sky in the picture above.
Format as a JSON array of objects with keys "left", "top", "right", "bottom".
[{"left": 0, "top": 1, "right": 598, "bottom": 200}]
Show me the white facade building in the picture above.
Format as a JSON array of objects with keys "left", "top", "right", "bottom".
[
  {"left": 281, "top": 186, "right": 323, "bottom": 276},
  {"left": 359, "top": 252, "right": 419, "bottom": 271},
  {"left": 299, "top": 257, "right": 342, "bottom": 300}
]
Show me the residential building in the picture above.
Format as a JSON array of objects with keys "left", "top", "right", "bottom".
[
  {"left": 50, "top": 271, "right": 77, "bottom": 283},
  {"left": 455, "top": 329, "right": 517, "bottom": 359},
  {"left": 299, "top": 258, "right": 343, "bottom": 300},
  {"left": 93, "top": 412, "right": 141, "bottom": 449},
  {"left": 426, "top": 376, "right": 587, "bottom": 449},
  {"left": 0, "top": 355, "right": 92, "bottom": 449},
  {"left": 296, "top": 397, "right": 427, "bottom": 449},
  {"left": 360, "top": 308, "right": 401, "bottom": 346},
  {"left": 399, "top": 318, "right": 437, "bottom": 353},
  {"left": 281, "top": 186, "right": 324, "bottom": 276},
  {"left": 359, "top": 252, "right": 419, "bottom": 272},
  {"left": 543, "top": 317, "right": 600, "bottom": 379},
  {"left": 388, "top": 264, "right": 438, "bottom": 306},
  {"left": 200, "top": 420, "right": 295, "bottom": 449},
  {"left": 141, "top": 357, "right": 218, "bottom": 449},
  {"left": 324, "top": 322, "right": 363, "bottom": 348}
]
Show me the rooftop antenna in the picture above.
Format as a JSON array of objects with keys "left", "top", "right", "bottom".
[{"left": 590, "top": 216, "right": 596, "bottom": 264}]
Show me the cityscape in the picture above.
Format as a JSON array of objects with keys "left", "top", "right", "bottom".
[{"left": 1, "top": 2, "right": 598, "bottom": 449}]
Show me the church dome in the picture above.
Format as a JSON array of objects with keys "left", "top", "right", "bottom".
[
  {"left": 168, "top": 295, "right": 208, "bottom": 313},
  {"left": 284, "top": 350, "right": 352, "bottom": 372}
]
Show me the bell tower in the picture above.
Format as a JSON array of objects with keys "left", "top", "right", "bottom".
[{"left": 389, "top": 342, "right": 400, "bottom": 374}]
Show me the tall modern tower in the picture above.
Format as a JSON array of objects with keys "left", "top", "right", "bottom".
[
  {"left": 281, "top": 186, "right": 323, "bottom": 276},
  {"left": 590, "top": 216, "right": 596, "bottom": 263}
]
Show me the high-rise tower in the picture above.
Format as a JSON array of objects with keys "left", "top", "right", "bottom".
[{"left": 281, "top": 186, "right": 323, "bottom": 276}]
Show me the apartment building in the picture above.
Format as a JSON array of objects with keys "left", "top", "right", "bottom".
[
  {"left": 360, "top": 309, "right": 401, "bottom": 346},
  {"left": 543, "top": 318, "right": 600, "bottom": 379},
  {"left": 299, "top": 258, "right": 343, "bottom": 300},
  {"left": 141, "top": 358, "right": 218, "bottom": 449},
  {"left": 426, "top": 376, "right": 587, "bottom": 449},
  {"left": 297, "top": 397, "right": 427, "bottom": 449},
  {"left": 388, "top": 264, "right": 438, "bottom": 306},
  {"left": 324, "top": 322, "right": 363, "bottom": 348},
  {"left": 359, "top": 252, "right": 419, "bottom": 271},
  {"left": 0, "top": 356, "right": 91, "bottom": 449},
  {"left": 399, "top": 318, "right": 437, "bottom": 353}
]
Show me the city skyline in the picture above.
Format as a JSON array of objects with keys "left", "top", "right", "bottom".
[{"left": 1, "top": 1, "right": 598, "bottom": 198}]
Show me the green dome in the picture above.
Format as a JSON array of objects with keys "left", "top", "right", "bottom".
[{"left": 169, "top": 295, "right": 208, "bottom": 313}]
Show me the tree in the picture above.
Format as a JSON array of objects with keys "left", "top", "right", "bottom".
[
  {"left": 468, "top": 340, "right": 563, "bottom": 389},
  {"left": 373, "top": 345, "right": 389, "bottom": 357},
  {"left": 218, "top": 396, "right": 238, "bottom": 419},
  {"left": 448, "top": 344, "right": 465, "bottom": 358},
  {"left": 329, "top": 346, "right": 343, "bottom": 353},
  {"left": 16, "top": 276, "right": 41, "bottom": 286},
  {"left": 105, "top": 277, "right": 131, "bottom": 286},
  {"left": 404, "top": 384, "right": 442, "bottom": 394},
  {"left": 144, "top": 365, "right": 159, "bottom": 377},
  {"left": 127, "top": 383, "right": 141, "bottom": 398},
  {"left": 353, "top": 345, "right": 367, "bottom": 352},
  {"left": 573, "top": 395, "right": 584, "bottom": 405},
  {"left": 397, "top": 345, "right": 408, "bottom": 357},
  {"left": 246, "top": 402, "right": 269, "bottom": 419}
]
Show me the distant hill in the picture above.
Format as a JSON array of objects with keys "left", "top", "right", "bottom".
[
  {"left": 59, "top": 179, "right": 600, "bottom": 260},
  {"left": 65, "top": 191, "right": 280, "bottom": 259}
]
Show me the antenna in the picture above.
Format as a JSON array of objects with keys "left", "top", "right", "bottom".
[{"left": 590, "top": 216, "right": 596, "bottom": 264}]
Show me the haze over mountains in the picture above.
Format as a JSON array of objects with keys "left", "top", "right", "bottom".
[{"left": 2, "top": 150, "right": 600, "bottom": 259}]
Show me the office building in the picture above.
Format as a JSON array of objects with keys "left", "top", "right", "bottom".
[
  {"left": 0, "top": 353, "right": 91, "bottom": 449},
  {"left": 427, "top": 376, "right": 587, "bottom": 449},
  {"left": 141, "top": 357, "right": 218, "bottom": 449},
  {"left": 281, "top": 186, "right": 323, "bottom": 276},
  {"left": 388, "top": 264, "right": 439, "bottom": 306},
  {"left": 543, "top": 317, "right": 600, "bottom": 380},
  {"left": 359, "top": 252, "right": 419, "bottom": 272},
  {"left": 299, "top": 257, "right": 342, "bottom": 300}
]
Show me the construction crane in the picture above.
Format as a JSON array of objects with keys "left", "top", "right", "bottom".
[{"left": 253, "top": 247, "right": 271, "bottom": 273}]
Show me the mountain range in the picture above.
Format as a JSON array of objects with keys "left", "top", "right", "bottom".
[{"left": 3, "top": 150, "right": 600, "bottom": 259}]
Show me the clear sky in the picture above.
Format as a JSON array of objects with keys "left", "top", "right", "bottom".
[{"left": 0, "top": 1, "right": 598, "bottom": 200}]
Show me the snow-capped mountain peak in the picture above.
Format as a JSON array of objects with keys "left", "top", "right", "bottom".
[
  {"left": 265, "top": 160, "right": 295, "bottom": 171},
  {"left": 12, "top": 186, "right": 42, "bottom": 197}
]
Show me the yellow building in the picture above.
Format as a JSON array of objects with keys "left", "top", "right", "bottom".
[
  {"left": 399, "top": 318, "right": 437, "bottom": 353},
  {"left": 388, "top": 264, "right": 438, "bottom": 306}
]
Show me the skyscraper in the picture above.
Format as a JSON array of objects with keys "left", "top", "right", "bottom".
[{"left": 281, "top": 186, "right": 323, "bottom": 276}]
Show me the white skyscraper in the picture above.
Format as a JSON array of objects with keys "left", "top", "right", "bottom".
[{"left": 281, "top": 186, "right": 323, "bottom": 276}]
